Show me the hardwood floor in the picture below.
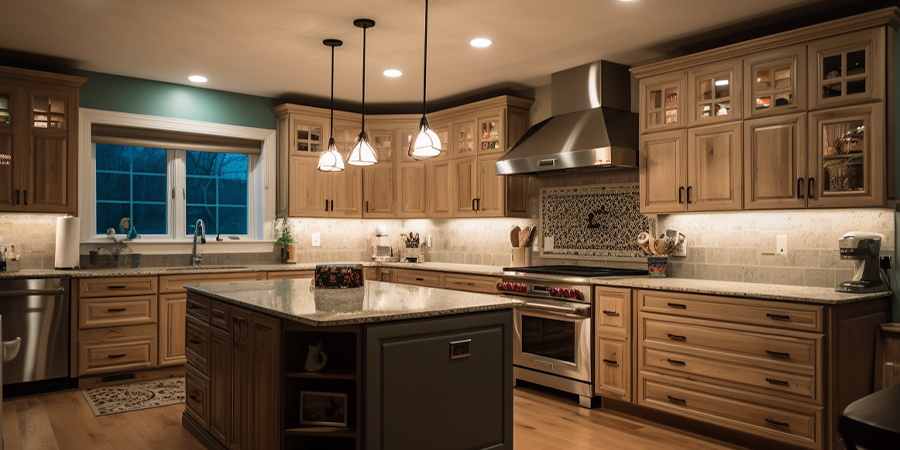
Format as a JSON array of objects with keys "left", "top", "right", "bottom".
[{"left": 2, "top": 385, "right": 745, "bottom": 450}]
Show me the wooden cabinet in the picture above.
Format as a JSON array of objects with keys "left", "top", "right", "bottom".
[
  {"left": 398, "top": 162, "right": 427, "bottom": 217},
  {"left": 0, "top": 66, "right": 84, "bottom": 214},
  {"left": 443, "top": 273, "right": 500, "bottom": 294},
  {"left": 451, "top": 154, "right": 511, "bottom": 217},
  {"left": 453, "top": 118, "right": 477, "bottom": 158},
  {"left": 477, "top": 155, "right": 506, "bottom": 216},
  {"left": 640, "top": 71, "right": 687, "bottom": 134},
  {"left": 452, "top": 157, "right": 478, "bottom": 217},
  {"left": 808, "top": 27, "right": 885, "bottom": 110},
  {"left": 688, "top": 59, "right": 743, "bottom": 127},
  {"left": 229, "top": 307, "right": 251, "bottom": 450},
  {"left": 594, "top": 287, "right": 632, "bottom": 401},
  {"left": 289, "top": 156, "right": 328, "bottom": 217},
  {"left": 744, "top": 113, "right": 808, "bottom": 209},
  {"left": 159, "top": 294, "right": 187, "bottom": 366},
  {"left": 744, "top": 45, "right": 807, "bottom": 119},
  {"left": 427, "top": 159, "right": 453, "bottom": 218},
  {"left": 639, "top": 130, "right": 687, "bottom": 213},
  {"left": 393, "top": 268, "right": 443, "bottom": 288},
  {"left": 362, "top": 129, "right": 396, "bottom": 217}
]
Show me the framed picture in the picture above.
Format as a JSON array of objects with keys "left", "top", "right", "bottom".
[{"left": 299, "top": 391, "right": 348, "bottom": 427}]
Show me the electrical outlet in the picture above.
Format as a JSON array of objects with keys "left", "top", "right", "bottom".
[
  {"left": 311, "top": 232, "right": 321, "bottom": 247},
  {"left": 776, "top": 234, "right": 787, "bottom": 256}
]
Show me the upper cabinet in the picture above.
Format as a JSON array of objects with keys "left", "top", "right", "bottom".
[
  {"left": 808, "top": 27, "right": 885, "bottom": 110},
  {"left": 0, "top": 66, "right": 84, "bottom": 214},
  {"left": 744, "top": 45, "right": 807, "bottom": 119},
  {"left": 640, "top": 71, "right": 687, "bottom": 134},
  {"left": 687, "top": 58, "right": 742, "bottom": 127}
]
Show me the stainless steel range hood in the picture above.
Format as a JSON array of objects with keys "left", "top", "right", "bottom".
[{"left": 496, "top": 61, "right": 638, "bottom": 175}]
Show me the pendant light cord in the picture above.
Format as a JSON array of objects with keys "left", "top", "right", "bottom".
[
  {"left": 330, "top": 45, "right": 335, "bottom": 136},
  {"left": 423, "top": 0, "right": 429, "bottom": 116},
  {"left": 361, "top": 25, "right": 367, "bottom": 130}
]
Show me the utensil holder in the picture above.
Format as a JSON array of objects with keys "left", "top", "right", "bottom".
[
  {"left": 510, "top": 247, "right": 531, "bottom": 267},
  {"left": 648, "top": 255, "right": 668, "bottom": 278}
]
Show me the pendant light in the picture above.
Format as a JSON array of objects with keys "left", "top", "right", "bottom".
[
  {"left": 408, "top": 0, "right": 442, "bottom": 160},
  {"left": 347, "top": 19, "right": 378, "bottom": 166},
  {"left": 318, "top": 39, "right": 345, "bottom": 172}
]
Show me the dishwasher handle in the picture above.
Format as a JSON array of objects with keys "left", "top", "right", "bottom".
[
  {"left": 3, "top": 337, "right": 21, "bottom": 363},
  {"left": 0, "top": 288, "right": 65, "bottom": 297}
]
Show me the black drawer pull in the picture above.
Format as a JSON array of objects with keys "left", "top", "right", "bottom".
[
  {"left": 415, "top": 278, "right": 425, "bottom": 281},
  {"left": 667, "top": 359, "right": 686, "bottom": 366},
  {"left": 602, "top": 310, "right": 620, "bottom": 317},
  {"left": 766, "top": 313, "right": 791, "bottom": 321},
  {"left": 105, "top": 308, "right": 127, "bottom": 313},
  {"left": 187, "top": 302, "right": 200, "bottom": 309},
  {"left": 667, "top": 334, "right": 686, "bottom": 342},
  {"left": 189, "top": 339, "right": 201, "bottom": 345},
  {"left": 212, "top": 310, "right": 225, "bottom": 318},
  {"left": 189, "top": 394, "right": 201, "bottom": 402},
  {"left": 765, "top": 418, "right": 790, "bottom": 428},
  {"left": 106, "top": 285, "right": 127, "bottom": 289},
  {"left": 667, "top": 303, "right": 686, "bottom": 309},
  {"left": 766, "top": 378, "right": 789, "bottom": 386},
  {"left": 766, "top": 350, "right": 790, "bottom": 359},
  {"left": 667, "top": 395, "right": 686, "bottom": 405},
  {"left": 602, "top": 358, "right": 618, "bottom": 365},
  {"left": 108, "top": 353, "right": 126, "bottom": 358}
]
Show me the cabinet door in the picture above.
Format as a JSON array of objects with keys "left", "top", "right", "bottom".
[
  {"left": 250, "top": 313, "right": 280, "bottom": 450},
  {"left": 639, "top": 130, "right": 687, "bottom": 213},
  {"left": 477, "top": 113, "right": 503, "bottom": 155},
  {"left": 687, "top": 123, "right": 743, "bottom": 211},
  {"left": 744, "top": 44, "right": 807, "bottom": 119},
  {"left": 477, "top": 155, "right": 505, "bottom": 217},
  {"left": 808, "top": 27, "right": 885, "bottom": 110},
  {"left": 640, "top": 71, "right": 687, "bottom": 134},
  {"left": 744, "top": 113, "right": 808, "bottom": 210},
  {"left": 230, "top": 309, "right": 251, "bottom": 450},
  {"left": 288, "top": 156, "right": 328, "bottom": 217},
  {"left": 208, "top": 325, "right": 230, "bottom": 448},
  {"left": 688, "top": 59, "right": 743, "bottom": 127},
  {"left": 808, "top": 103, "right": 884, "bottom": 208},
  {"left": 595, "top": 337, "right": 629, "bottom": 400},
  {"left": 24, "top": 87, "right": 77, "bottom": 213},
  {"left": 505, "top": 175, "right": 528, "bottom": 218},
  {"left": 452, "top": 157, "right": 478, "bottom": 217},
  {"left": 363, "top": 165, "right": 395, "bottom": 217},
  {"left": 398, "top": 162, "right": 427, "bottom": 217},
  {"left": 290, "top": 120, "right": 325, "bottom": 156},
  {"left": 158, "top": 293, "right": 187, "bottom": 367},
  {"left": 326, "top": 164, "right": 362, "bottom": 217},
  {"left": 0, "top": 84, "right": 21, "bottom": 211},
  {"left": 427, "top": 160, "right": 452, "bottom": 218},
  {"left": 453, "top": 119, "right": 477, "bottom": 158}
]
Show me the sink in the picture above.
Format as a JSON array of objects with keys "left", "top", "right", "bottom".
[{"left": 163, "top": 265, "right": 248, "bottom": 272}]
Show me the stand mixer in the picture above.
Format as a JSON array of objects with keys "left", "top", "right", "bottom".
[{"left": 836, "top": 231, "right": 887, "bottom": 293}]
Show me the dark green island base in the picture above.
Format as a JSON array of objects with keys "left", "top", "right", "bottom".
[{"left": 180, "top": 279, "right": 518, "bottom": 450}]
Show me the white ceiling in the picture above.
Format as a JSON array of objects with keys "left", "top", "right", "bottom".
[{"left": 0, "top": 0, "right": 872, "bottom": 107}]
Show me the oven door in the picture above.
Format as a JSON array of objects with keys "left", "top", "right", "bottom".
[{"left": 513, "top": 297, "right": 592, "bottom": 382}]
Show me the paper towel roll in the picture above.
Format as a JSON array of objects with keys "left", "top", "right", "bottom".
[{"left": 55, "top": 216, "right": 80, "bottom": 269}]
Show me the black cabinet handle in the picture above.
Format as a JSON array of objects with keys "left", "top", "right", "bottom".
[
  {"left": 187, "top": 302, "right": 200, "bottom": 309},
  {"left": 415, "top": 277, "right": 425, "bottom": 281},
  {"left": 476, "top": 198, "right": 481, "bottom": 210},
  {"left": 808, "top": 177, "right": 815, "bottom": 200},
  {"left": 602, "top": 310, "right": 620, "bottom": 317},
  {"left": 189, "top": 339, "right": 201, "bottom": 345},
  {"left": 678, "top": 186, "right": 685, "bottom": 204},
  {"left": 212, "top": 310, "right": 225, "bottom": 319},
  {"left": 189, "top": 394, "right": 201, "bottom": 402},
  {"left": 602, "top": 359, "right": 618, "bottom": 365},
  {"left": 766, "top": 350, "right": 790, "bottom": 359},
  {"left": 686, "top": 186, "right": 694, "bottom": 204},
  {"left": 105, "top": 308, "right": 126, "bottom": 313},
  {"left": 766, "top": 313, "right": 791, "bottom": 321},
  {"left": 365, "top": 200, "right": 369, "bottom": 212},
  {"left": 766, "top": 377, "right": 789, "bottom": 386},
  {"left": 667, "top": 395, "right": 686, "bottom": 405},
  {"left": 22, "top": 190, "right": 26, "bottom": 205},
  {"left": 765, "top": 418, "right": 790, "bottom": 428},
  {"left": 797, "top": 178, "right": 805, "bottom": 199},
  {"left": 667, "top": 303, "right": 686, "bottom": 309},
  {"left": 108, "top": 353, "right": 126, "bottom": 358},
  {"left": 330, "top": 200, "right": 334, "bottom": 211},
  {"left": 667, "top": 334, "right": 687, "bottom": 342},
  {"left": 667, "top": 359, "right": 686, "bottom": 366},
  {"left": 107, "top": 285, "right": 126, "bottom": 289}
]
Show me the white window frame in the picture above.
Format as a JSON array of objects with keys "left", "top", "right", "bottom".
[{"left": 79, "top": 108, "right": 276, "bottom": 255}]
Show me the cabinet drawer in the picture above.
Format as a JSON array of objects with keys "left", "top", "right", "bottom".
[
  {"left": 643, "top": 347, "right": 817, "bottom": 401},
  {"left": 78, "top": 323, "right": 157, "bottom": 343},
  {"left": 595, "top": 337, "right": 628, "bottom": 400},
  {"left": 186, "top": 316, "right": 210, "bottom": 373},
  {"left": 186, "top": 294, "right": 211, "bottom": 322},
  {"left": 395, "top": 269, "right": 443, "bottom": 288},
  {"left": 596, "top": 287, "right": 631, "bottom": 336},
  {"left": 443, "top": 274, "right": 500, "bottom": 294},
  {"left": 643, "top": 316, "right": 818, "bottom": 373},
  {"left": 185, "top": 364, "right": 210, "bottom": 430},
  {"left": 160, "top": 272, "right": 265, "bottom": 293},
  {"left": 638, "top": 290, "right": 823, "bottom": 332},
  {"left": 79, "top": 276, "right": 157, "bottom": 298},
  {"left": 642, "top": 378, "right": 819, "bottom": 448},
  {"left": 266, "top": 270, "right": 314, "bottom": 280},
  {"left": 209, "top": 300, "right": 230, "bottom": 330},
  {"left": 78, "top": 336, "right": 157, "bottom": 376},
  {"left": 79, "top": 295, "right": 157, "bottom": 329}
]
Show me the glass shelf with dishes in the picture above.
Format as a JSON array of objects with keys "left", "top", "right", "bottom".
[
  {"left": 0, "top": 94, "right": 11, "bottom": 127},
  {"left": 478, "top": 116, "right": 502, "bottom": 154},
  {"left": 293, "top": 122, "right": 324, "bottom": 155},
  {"left": 32, "top": 95, "right": 66, "bottom": 130},
  {"left": 454, "top": 120, "right": 476, "bottom": 157},
  {"left": 808, "top": 27, "right": 883, "bottom": 109}
]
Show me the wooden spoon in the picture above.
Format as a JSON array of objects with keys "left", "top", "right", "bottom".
[
  {"left": 519, "top": 226, "right": 531, "bottom": 249},
  {"left": 510, "top": 226, "right": 521, "bottom": 248}
]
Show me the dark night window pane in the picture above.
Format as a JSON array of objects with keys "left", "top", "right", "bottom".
[
  {"left": 94, "top": 144, "right": 168, "bottom": 235},
  {"left": 96, "top": 203, "right": 130, "bottom": 234},
  {"left": 185, "top": 151, "right": 249, "bottom": 235},
  {"left": 218, "top": 179, "right": 247, "bottom": 206},
  {"left": 218, "top": 207, "right": 248, "bottom": 235},
  {"left": 96, "top": 173, "right": 130, "bottom": 201},
  {"left": 186, "top": 176, "right": 217, "bottom": 204},
  {"left": 186, "top": 206, "right": 216, "bottom": 235},
  {"left": 133, "top": 174, "right": 166, "bottom": 202},
  {"left": 133, "top": 204, "right": 167, "bottom": 234}
]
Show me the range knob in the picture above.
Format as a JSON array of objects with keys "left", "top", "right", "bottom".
[
  {"left": 548, "top": 287, "right": 557, "bottom": 297},
  {"left": 517, "top": 283, "right": 527, "bottom": 293},
  {"left": 573, "top": 289, "right": 584, "bottom": 300},
  {"left": 562, "top": 289, "right": 572, "bottom": 298},
  {"left": 496, "top": 282, "right": 506, "bottom": 291}
]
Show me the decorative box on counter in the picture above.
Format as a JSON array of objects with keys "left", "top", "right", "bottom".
[{"left": 314, "top": 264, "right": 364, "bottom": 289}]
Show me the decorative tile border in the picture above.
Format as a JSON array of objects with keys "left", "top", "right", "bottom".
[{"left": 539, "top": 183, "right": 656, "bottom": 258}]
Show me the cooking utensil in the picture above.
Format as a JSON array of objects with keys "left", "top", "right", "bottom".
[
  {"left": 637, "top": 232, "right": 653, "bottom": 255},
  {"left": 510, "top": 226, "right": 521, "bottom": 248},
  {"left": 524, "top": 227, "right": 537, "bottom": 248},
  {"left": 655, "top": 238, "right": 667, "bottom": 256},
  {"left": 519, "top": 227, "right": 531, "bottom": 249}
]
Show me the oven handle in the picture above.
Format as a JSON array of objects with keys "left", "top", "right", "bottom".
[{"left": 518, "top": 301, "right": 591, "bottom": 318}]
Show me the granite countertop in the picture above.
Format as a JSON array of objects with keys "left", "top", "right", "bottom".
[
  {"left": 592, "top": 277, "right": 892, "bottom": 305},
  {"left": 185, "top": 279, "right": 520, "bottom": 326}
]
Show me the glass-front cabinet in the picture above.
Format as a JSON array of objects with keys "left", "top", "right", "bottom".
[
  {"left": 744, "top": 45, "right": 806, "bottom": 119},
  {"left": 808, "top": 103, "right": 884, "bottom": 207},
  {"left": 477, "top": 114, "right": 502, "bottom": 154},
  {"left": 640, "top": 71, "right": 686, "bottom": 134},
  {"left": 453, "top": 119, "right": 476, "bottom": 158},
  {"left": 688, "top": 59, "right": 742, "bottom": 127},
  {"left": 808, "top": 27, "right": 885, "bottom": 109},
  {"left": 0, "top": 85, "right": 18, "bottom": 210},
  {"left": 291, "top": 121, "right": 324, "bottom": 155}
]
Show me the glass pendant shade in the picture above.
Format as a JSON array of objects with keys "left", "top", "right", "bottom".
[
  {"left": 347, "top": 130, "right": 377, "bottom": 166},
  {"left": 317, "top": 137, "right": 345, "bottom": 172},
  {"left": 409, "top": 115, "right": 442, "bottom": 159}
]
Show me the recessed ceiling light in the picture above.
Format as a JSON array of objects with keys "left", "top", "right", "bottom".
[
  {"left": 188, "top": 75, "right": 208, "bottom": 83},
  {"left": 470, "top": 38, "right": 492, "bottom": 48},
  {"left": 383, "top": 69, "right": 402, "bottom": 78}
]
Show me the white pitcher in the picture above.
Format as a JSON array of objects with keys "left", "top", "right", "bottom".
[{"left": 304, "top": 342, "right": 328, "bottom": 372}]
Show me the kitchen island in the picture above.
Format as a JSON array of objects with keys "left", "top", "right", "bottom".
[{"left": 181, "top": 278, "right": 518, "bottom": 450}]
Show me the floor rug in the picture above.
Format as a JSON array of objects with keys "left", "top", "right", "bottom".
[{"left": 81, "top": 377, "right": 185, "bottom": 416}]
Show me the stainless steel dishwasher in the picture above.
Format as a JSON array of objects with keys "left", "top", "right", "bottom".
[{"left": 0, "top": 278, "right": 69, "bottom": 384}]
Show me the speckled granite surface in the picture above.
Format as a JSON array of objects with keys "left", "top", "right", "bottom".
[
  {"left": 185, "top": 279, "right": 519, "bottom": 326},
  {"left": 592, "top": 277, "right": 891, "bottom": 305},
  {"left": 380, "top": 262, "right": 510, "bottom": 276}
]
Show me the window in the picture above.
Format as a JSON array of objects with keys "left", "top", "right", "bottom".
[
  {"left": 185, "top": 151, "right": 249, "bottom": 235},
  {"left": 95, "top": 145, "right": 168, "bottom": 235}
]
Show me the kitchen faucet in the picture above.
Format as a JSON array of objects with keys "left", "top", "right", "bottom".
[{"left": 191, "top": 219, "right": 206, "bottom": 267}]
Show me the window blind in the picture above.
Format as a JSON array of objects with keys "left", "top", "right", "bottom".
[{"left": 91, "top": 124, "right": 263, "bottom": 155}]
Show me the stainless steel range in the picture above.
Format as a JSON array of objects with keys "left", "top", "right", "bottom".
[{"left": 499, "top": 265, "right": 646, "bottom": 408}]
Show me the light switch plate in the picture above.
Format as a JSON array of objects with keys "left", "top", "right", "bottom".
[
  {"left": 311, "top": 232, "right": 321, "bottom": 247},
  {"left": 776, "top": 234, "right": 787, "bottom": 256}
]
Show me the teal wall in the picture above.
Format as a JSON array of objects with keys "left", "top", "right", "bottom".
[{"left": 74, "top": 70, "right": 276, "bottom": 129}]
